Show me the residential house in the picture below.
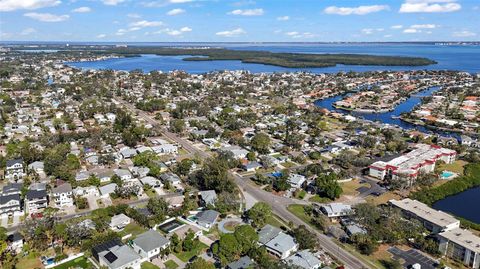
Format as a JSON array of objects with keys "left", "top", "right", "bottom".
[
  {"left": 25, "top": 189, "right": 48, "bottom": 213},
  {"left": 285, "top": 250, "right": 322, "bottom": 269},
  {"left": 99, "top": 183, "right": 118, "bottom": 198},
  {"left": 287, "top": 174, "right": 307, "bottom": 189},
  {"left": 114, "top": 169, "right": 133, "bottom": 182},
  {"left": 199, "top": 190, "right": 217, "bottom": 207},
  {"left": 0, "top": 194, "right": 22, "bottom": 216},
  {"left": 320, "top": 203, "right": 352, "bottom": 218},
  {"left": 160, "top": 173, "right": 182, "bottom": 187},
  {"left": 5, "top": 159, "right": 25, "bottom": 182},
  {"left": 227, "top": 256, "right": 255, "bottom": 269},
  {"left": 196, "top": 210, "right": 220, "bottom": 229},
  {"left": 258, "top": 224, "right": 298, "bottom": 259},
  {"left": 243, "top": 162, "right": 262, "bottom": 172},
  {"left": 74, "top": 186, "right": 100, "bottom": 197},
  {"left": 93, "top": 239, "right": 143, "bottom": 269},
  {"left": 7, "top": 232, "right": 24, "bottom": 254},
  {"left": 110, "top": 213, "right": 131, "bottom": 231},
  {"left": 51, "top": 183, "right": 74, "bottom": 208},
  {"left": 139, "top": 176, "right": 163, "bottom": 188},
  {"left": 132, "top": 230, "right": 170, "bottom": 260}
]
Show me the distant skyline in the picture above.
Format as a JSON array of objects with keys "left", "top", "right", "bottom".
[{"left": 1, "top": 0, "right": 479, "bottom": 42}]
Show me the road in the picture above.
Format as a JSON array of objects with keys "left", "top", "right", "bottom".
[{"left": 117, "top": 98, "right": 370, "bottom": 269}]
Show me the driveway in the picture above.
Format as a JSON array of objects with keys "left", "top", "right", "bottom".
[
  {"left": 86, "top": 195, "right": 99, "bottom": 210},
  {"left": 0, "top": 216, "right": 8, "bottom": 228},
  {"left": 12, "top": 214, "right": 20, "bottom": 226},
  {"left": 155, "top": 187, "right": 166, "bottom": 196}
]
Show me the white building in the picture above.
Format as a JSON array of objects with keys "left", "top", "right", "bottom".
[
  {"left": 52, "top": 183, "right": 74, "bottom": 208},
  {"left": 320, "top": 203, "right": 352, "bottom": 218},
  {"left": 389, "top": 199, "right": 460, "bottom": 234},
  {"left": 438, "top": 228, "right": 480, "bottom": 269},
  {"left": 132, "top": 230, "right": 170, "bottom": 260},
  {"left": 369, "top": 144, "right": 456, "bottom": 184}
]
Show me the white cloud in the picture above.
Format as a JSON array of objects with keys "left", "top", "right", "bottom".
[
  {"left": 399, "top": 0, "right": 461, "bottom": 13},
  {"left": 403, "top": 28, "right": 420, "bottom": 33},
  {"left": 102, "top": 0, "right": 125, "bottom": 6},
  {"left": 24, "top": 12, "right": 69, "bottom": 22},
  {"left": 166, "top": 30, "right": 182, "bottom": 36},
  {"left": 286, "top": 31, "right": 315, "bottom": 38},
  {"left": 169, "top": 0, "right": 193, "bottom": 3},
  {"left": 216, "top": 28, "right": 246, "bottom": 37},
  {"left": 324, "top": 5, "right": 389, "bottom": 15},
  {"left": 0, "top": 0, "right": 60, "bottom": 12},
  {"left": 167, "top": 8, "right": 185, "bottom": 15},
  {"left": 96, "top": 34, "right": 107, "bottom": 38},
  {"left": 453, "top": 30, "right": 476, "bottom": 37},
  {"left": 20, "top": 28, "right": 36, "bottom": 35},
  {"left": 228, "top": 8, "right": 264, "bottom": 16},
  {"left": 180, "top": 26, "right": 192, "bottom": 32},
  {"left": 72, "top": 6, "right": 91, "bottom": 13},
  {"left": 384, "top": 34, "right": 393, "bottom": 38},
  {"left": 391, "top": 25, "right": 403, "bottom": 29},
  {"left": 411, "top": 24, "right": 436, "bottom": 29},
  {"left": 130, "top": 20, "right": 163, "bottom": 28},
  {"left": 361, "top": 28, "right": 374, "bottom": 35},
  {"left": 127, "top": 13, "right": 142, "bottom": 18},
  {"left": 277, "top": 15, "right": 289, "bottom": 21}
]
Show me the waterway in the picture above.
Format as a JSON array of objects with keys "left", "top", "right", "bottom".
[
  {"left": 313, "top": 86, "right": 453, "bottom": 136},
  {"left": 66, "top": 43, "right": 480, "bottom": 74},
  {"left": 433, "top": 186, "right": 480, "bottom": 224}
]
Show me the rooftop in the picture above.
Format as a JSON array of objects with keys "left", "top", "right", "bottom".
[{"left": 439, "top": 228, "right": 480, "bottom": 253}]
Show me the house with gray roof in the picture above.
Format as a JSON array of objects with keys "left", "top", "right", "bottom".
[
  {"left": 199, "top": 190, "right": 217, "bottom": 206},
  {"left": 95, "top": 240, "right": 144, "bottom": 269},
  {"left": 227, "top": 256, "right": 255, "bottom": 269},
  {"left": 285, "top": 250, "right": 322, "bottom": 269},
  {"left": 160, "top": 173, "right": 182, "bottom": 186},
  {"left": 110, "top": 213, "right": 131, "bottom": 231},
  {"left": 132, "top": 230, "right": 170, "bottom": 260},
  {"left": 139, "top": 176, "right": 162, "bottom": 188},
  {"left": 196, "top": 210, "right": 220, "bottom": 229},
  {"left": 258, "top": 224, "right": 298, "bottom": 259},
  {"left": 119, "top": 147, "right": 137, "bottom": 159},
  {"left": 25, "top": 189, "right": 48, "bottom": 213},
  {"left": 320, "top": 203, "right": 352, "bottom": 218},
  {"left": 99, "top": 183, "right": 118, "bottom": 198},
  {"left": 52, "top": 183, "right": 74, "bottom": 208},
  {"left": 5, "top": 158, "right": 25, "bottom": 182},
  {"left": 0, "top": 194, "right": 22, "bottom": 216},
  {"left": 2, "top": 183, "right": 22, "bottom": 196}
]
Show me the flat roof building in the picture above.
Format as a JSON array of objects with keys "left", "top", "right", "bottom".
[
  {"left": 438, "top": 228, "right": 480, "bottom": 269},
  {"left": 389, "top": 198, "right": 460, "bottom": 234}
]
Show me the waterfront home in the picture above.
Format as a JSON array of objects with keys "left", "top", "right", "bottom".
[{"left": 132, "top": 230, "right": 170, "bottom": 260}]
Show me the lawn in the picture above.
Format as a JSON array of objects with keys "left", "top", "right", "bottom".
[
  {"left": 16, "top": 253, "right": 43, "bottom": 269},
  {"left": 54, "top": 256, "right": 93, "bottom": 269},
  {"left": 164, "top": 260, "right": 179, "bottom": 269},
  {"left": 266, "top": 214, "right": 288, "bottom": 228},
  {"left": 366, "top": 191, "right": 401, "bottom": 206},
  {"left": 141, "top": 261, "right": 160, "bottom": 269},
  {"left": 340, "top": 179, "right": 369, "bottom": 196},
  {"left": 145, "top": 188, "right": 157, "bottom": 198},
  {"left": 119, "top": 223, "right": 148, "bottom": 238},
  {"left": 308, "top": 195, "right": 332, "bottom": 203},
  {"left": 175, "top": 242, "right": 209, "bottom": 262},
  {"left": 436, "top": 160, "right": 468, "bottom": 175},
  {"left": 287, "top": 204, "right": 312, "bottom": 224}
]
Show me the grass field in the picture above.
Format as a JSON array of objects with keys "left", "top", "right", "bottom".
[
  {"left": 340, "top": 179, "right": 369, "bottom": 196},
  {"left": 437, "top": 160, "right": 468, "bottom": 175},
  {"left": 266, "top": 214, "right": 288, "bottom": 228},
  {"left": 141, "top": 261, "right": 161, "bottom": 269},
  {"left": 16, "top": 253, "right": 44, "bottom": 269},
  {"left": 119, "top": 223, "right": 148, "bottom": 238},
  {"left": 175, "top": 242, "right": 209, "bottom": 262},
  {"left": 54, "top": 256, "right": 93, "bottom": 269},
  {"left": 164, "top": 260, "right": 179, "bottom": 269},
  {"left": 287, "top": 204, "right": 312, "bottom": 224},
  {"left": 308, "top": 195, "right": 332, "bottom": 203}
]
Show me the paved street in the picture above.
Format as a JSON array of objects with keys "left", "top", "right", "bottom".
[{"left": 116, "top": 98, "right": 370, "bottom": 269}]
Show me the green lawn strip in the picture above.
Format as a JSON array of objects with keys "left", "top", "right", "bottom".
[
  {"left": 308, "top": 195, "right": 332, "bottom": 203},
  {"left": 53, "top": 256, "right": 92, "bottom": 269},
  {"left": 266, "top": 214, "right": 289, "bottom": 228},
  {"left": 174, "top": 242, "right": 209, "bottom": 262},
  {"left": 287, "top": 204, "right": 312, "bottom": 224},
  {"left": 119, "top": 223, "right": 148, "bottom": 238},
  {"left": 164, "top": 260, "right": 179, "bottom": 269},
  {"left": 141, "top": 261, "right": 161, "bottom": 269}
]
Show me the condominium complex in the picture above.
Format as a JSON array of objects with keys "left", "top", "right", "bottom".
[{"left": 369, "top": 144, "right": 456, "bottom": 184}]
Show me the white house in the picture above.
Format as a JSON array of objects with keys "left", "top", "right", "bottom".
[
  {"left": 110, "top": 214, "right": 131, "bottom": 231},
  {"left": 287, "top": 174, "right": 307, "bottom": 189},
  {"left": 51, "top": 183, "right": 74, "bottom": 208},
  {"left": 320, "top": 203, "right": 352, "bottom": 218},
  {"left": 132, "top": 230, "right": 170, "bottom": 260},
  {"left": 5, "top": 159, "right": 25, "bottom": 182}
]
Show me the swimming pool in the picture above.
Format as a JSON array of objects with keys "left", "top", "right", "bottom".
[{"left": 441, "top": 171, "right": 454, "bottom": 179}]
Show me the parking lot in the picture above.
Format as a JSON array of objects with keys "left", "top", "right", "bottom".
[{"left": 388, "top": 247, "right": 437, "bottom": 269}]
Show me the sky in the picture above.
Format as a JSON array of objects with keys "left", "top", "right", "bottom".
[{"left": 0, "top": 0, "right": 479, "bottom": 42}]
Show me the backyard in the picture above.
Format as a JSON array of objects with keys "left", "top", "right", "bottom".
[
  {"left": 175, "top": 242, "right": 209, "bottom": 262},
  {"left": 53, "top": 256, "right": 93, "bottom": 269}
]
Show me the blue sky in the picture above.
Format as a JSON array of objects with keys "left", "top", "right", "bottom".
[{"left": 0, "top": 0, "right": 479, "bottom": 42}]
